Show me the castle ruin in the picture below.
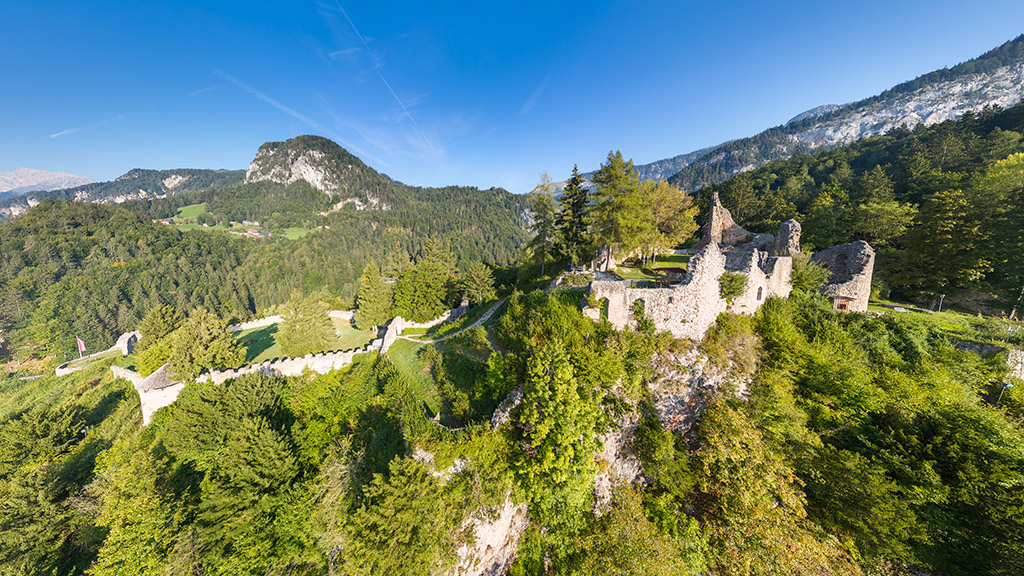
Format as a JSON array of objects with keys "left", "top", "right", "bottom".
[{"left": 583, "top": 191, "right": 874, "bottom": 339}]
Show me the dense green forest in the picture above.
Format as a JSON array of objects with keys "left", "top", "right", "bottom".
[
  {"left": 694, "top": 100, "right": 1024, "bottom": 313},
  {"left": 0, "top": 187, "right": 526, "bottom": 362},
  {"left": 1, "top": 283, "right": 1021, "bottom": 575}
]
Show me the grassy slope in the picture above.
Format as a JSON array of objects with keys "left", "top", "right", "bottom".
[{"left": 234, "top": 317, "right": 377, "bottom": 364}]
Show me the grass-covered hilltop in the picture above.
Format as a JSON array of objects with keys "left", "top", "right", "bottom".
[{"left": 1, "top": 99, "right": 1024, "bottom": 576}]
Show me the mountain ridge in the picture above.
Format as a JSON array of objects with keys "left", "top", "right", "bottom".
[
  {"left": 0, "top": 167, "right": 94, "bottom": 200},
  {"left": 601, "top": 34, "right": 1024, "bottom": 191}
]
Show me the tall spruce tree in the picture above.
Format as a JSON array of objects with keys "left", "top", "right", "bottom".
[
  {"left": 355, "top": 260, "right": 392, "bottom": 329},
  {"left": 556, "top": 165, "right": 592, "bottom": 266}
]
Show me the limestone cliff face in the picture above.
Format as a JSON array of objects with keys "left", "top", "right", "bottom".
[
  {"left": 244, "top": 135, "right": 391, "bottom": 210},
  {"left": 657, "top": 36, "right": 1024, "bottom": 191},
  {"left": 246, "top": 144, "right": 339, "bottom": 194}
]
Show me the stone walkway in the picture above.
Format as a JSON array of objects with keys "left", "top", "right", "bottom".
[{"left": 399, "top": 299, "right": 506, "bottom": 344}]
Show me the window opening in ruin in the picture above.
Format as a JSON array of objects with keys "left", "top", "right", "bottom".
[
  {"left": 600, "top": 298, "right": 610, "bottom": 321},
  {"left": 756, "top": 287, "right": 763, "bottom": 301},
  {"left": 836, "top": 300, "right": 848, "bottom": 311}
]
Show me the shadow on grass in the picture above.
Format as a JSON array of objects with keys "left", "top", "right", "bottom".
[{"left": 240, "top": 325, "right": 278, "bottom": 362}]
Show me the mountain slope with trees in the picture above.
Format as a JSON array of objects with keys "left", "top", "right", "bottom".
[
  {"left": 697, "top": 98, "right": 1024, "bottom": 313},
  {"left": 621, "top": 34, "right": 1024, "bottom": 192}
]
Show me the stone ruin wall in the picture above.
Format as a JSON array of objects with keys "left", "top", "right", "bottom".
[
  {"left": 197, "top": 339, "right": 383, "bottom": 385},
  {"left": 811, "top": 241, "right": 875, "bottom": 313},
  {"left": 586, "top": 242, "right": 793, "bottom": 340},
  {"left": 1009, "top": 349, "right": 1024, "bottom": 382}
]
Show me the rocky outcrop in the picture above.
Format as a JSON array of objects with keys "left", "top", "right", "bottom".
[{"left": 450, "top": 498, "right": 529, "bottom": 576}]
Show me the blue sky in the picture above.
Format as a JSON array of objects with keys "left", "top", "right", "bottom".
[{"left": 2, "top": 1, "right": 1024, "bottom": 192}]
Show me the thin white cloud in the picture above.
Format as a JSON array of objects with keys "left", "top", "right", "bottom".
[
  {"left": 329, "top": 47, "right": 360, "bottom": 59},
  {"left": 520, "top": 80, "right": 548, "bottom": 117},
  {"left": 333, "top": 1, "right": 438, "bottom": 156},
  {"left": 189, "top": 86, "right": 219, "bottom": 96},
  {"left": 213, "top": 68, "right": 385, "bottom": 166},
  {"left": 50, "top": 127, "right": 81, "bottom": 139}
]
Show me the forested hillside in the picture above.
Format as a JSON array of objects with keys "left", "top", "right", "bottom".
[
  {"left": 0, "top": 169, "right": 246, "bottom": 218},
  {"left": 662, "top": 34, "right": 1024, "bottom": 191},
  {"left": 1, "top": 285, "right": 1021, "bottom": 575},
  {"left": 698, "top": 100, "right": 1024, "bottom": 312}
]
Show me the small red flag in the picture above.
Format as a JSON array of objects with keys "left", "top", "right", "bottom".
[{"left": 76, "top": 337, "right": 86, "bottom": 353}]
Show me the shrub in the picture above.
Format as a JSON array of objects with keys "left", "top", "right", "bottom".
[{"left": 719, "top": 271, "right": 747, "bottom": 302}]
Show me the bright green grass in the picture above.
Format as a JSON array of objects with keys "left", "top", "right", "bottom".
[
  {"left": 615, "top": 253, "right": 690, "bottom": 281},
  {"left": 284, "top": 227, "right": 313, "bottom": 239},
  {"left": 235, "top": 317, "right": 377, "bottom": 364},
  {"left": 176, "top": 203, "right": 207, "bottom": 219},
  {"left": 331, "top": 317, "right": 377, "bottom": 350},
  {"left": 387, "top": 339, "right": 438, "bottom": 412}
]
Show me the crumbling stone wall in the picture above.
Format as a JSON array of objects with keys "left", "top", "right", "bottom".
[
  {"left": 811, "top": 241, "right": 875, "bottom": 312},
  {"left": 585, "top": 242, "right": 792, "bottom": 340},
  {"left": 1009, "top": 349, "right": 1024, "bottom": 382},
  {"left": 695, "top": 191, "right": 753, "bottom": 250},
  {"left": 772, "top": 219, "right": 801, "bottom": 256}
]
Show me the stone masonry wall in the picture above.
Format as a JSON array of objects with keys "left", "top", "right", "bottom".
[
  {"left": 1009, "top": 349, "right": 1024, "bottom": 382},
  {"left": 811, "top": 241, "right": 875, "bottom": 312},
  {"left": 197, "top": 339, "right": 383, "bottom": 385},
  {"left": 586, "top": 242, "right": 792, "bottom": 340}
]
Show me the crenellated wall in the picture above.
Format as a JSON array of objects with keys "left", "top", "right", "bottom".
[{"left": 197, "top": 339, "right": 383, "bottom": 385}]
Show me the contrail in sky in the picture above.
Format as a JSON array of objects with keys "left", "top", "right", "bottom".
[
  {"left": 334, "top": 2, "right": 438, "bottom": 155},
  {"left": 213, "top": 68, "right": 385, "bottom": 166}
]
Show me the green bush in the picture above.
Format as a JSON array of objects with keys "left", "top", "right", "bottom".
[{"left": 719, "top": 271, "right": 747, "bottom": 302}]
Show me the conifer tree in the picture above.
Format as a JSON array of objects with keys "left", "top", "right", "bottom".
[
  {"left": 167, "top": 309, "right": 246, "bottom": 380},
  {"left": 556, "top": 165, "right": 592, "bottom": 266},
  {"left": 460, "top": 261, "right": 496, "bottom": 305},
  {"left": 528, "top": 173, "right": 558, "bottom": 277},
  {"left": 277, "top": 291, "right": 335, "bottom": 357},
  {"left": 355, "top": 260, "right": 392, "bottom": 329}
]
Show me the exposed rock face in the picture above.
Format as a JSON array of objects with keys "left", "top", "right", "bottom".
[
  {"left": 593, "top": 414, "right": 646, "bottom": 511},
  {"left": 0, "top": 167, "right": 94, "bottom": 198},
  {"left": 247, "top": 146, "right": 339, "bottom": 194},
  {"left": 772, "top": 219, "right": 801, "bottom": 257},
  {"left": 450, "top": 498, "right": 529, "bottom": 576},
  {"left": 647, "top": 346, "right": 749, "bottom": 433},
  {"left": 811, "top": 241, "right": 875, "bottom": 312}
]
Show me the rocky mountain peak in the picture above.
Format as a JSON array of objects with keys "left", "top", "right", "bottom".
[{"left": 244, "top": 135, "right": 366, "bottom": 196}]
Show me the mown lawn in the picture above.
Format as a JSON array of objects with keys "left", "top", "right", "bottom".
[{"left": 235, "top": 317, "right": 377, "bottom": 364}]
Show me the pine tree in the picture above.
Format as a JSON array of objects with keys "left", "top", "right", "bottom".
[
  {"left": 556, "top": 165, "right": 592, "bottom": 266},
  {"left": 355, "top": 261, "right": 392, "bottom": 330},
  {"left": 277, "top": 291, "right": 336, "bottom": 357}
]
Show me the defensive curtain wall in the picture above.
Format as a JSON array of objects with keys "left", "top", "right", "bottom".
[
  {"left": 111, "top": 303, "right": 467, "bottom": 425},
  {"left": 584, "top": 191, "right": 874, "bottom": 339}
]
